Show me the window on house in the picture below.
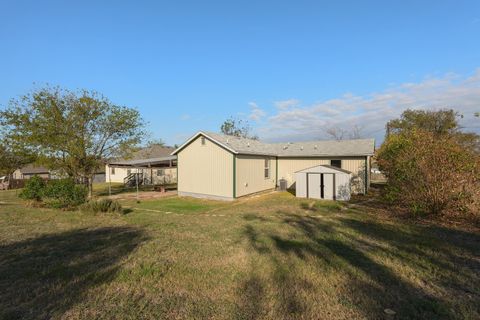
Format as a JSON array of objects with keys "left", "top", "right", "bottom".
[
  {"left": 201, "top": 137, "right": 206, "bottom": 145},
  {"left": 264, "top": 159, "right": 271, "bottom": 179},
  {"left": 331, "top": 160, "right": 342, "bottom": 168},
  {"left": 127, "top": 169, "right": 131, "bottom": 175},
  {"left": 111, "top": 167, "right": 115, "bottom": 175},
  {"left": 157, "top": 169, "right": 164, "bottom": 176}
]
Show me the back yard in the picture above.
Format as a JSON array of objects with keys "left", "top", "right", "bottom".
[{"left": 0, "top": 189, "right": 478, "bottom": 320}]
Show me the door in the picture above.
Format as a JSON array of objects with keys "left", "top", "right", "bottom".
[
  {"left": 322, "top": 173, "right": 335, "bottom": 200},
  {"left": 307, "top": 173, "right": 321, "bottom": 199}
]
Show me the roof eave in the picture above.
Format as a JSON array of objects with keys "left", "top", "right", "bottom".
[
  {"left": 277, "top": 153, "right": 374, "bottom": 158},
  {"left": 171, "top": 131, "right": 238, "bottom": 155}
]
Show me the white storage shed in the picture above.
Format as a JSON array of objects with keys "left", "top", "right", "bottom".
[{"left": 295, "top": 165, "right": 352, "bottom": 201}]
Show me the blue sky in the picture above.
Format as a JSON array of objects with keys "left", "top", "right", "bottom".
[{"left": 1, "top": 0, "right": 479, "bottom": 145}]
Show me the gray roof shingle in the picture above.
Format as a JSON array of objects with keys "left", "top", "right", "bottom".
[{"left": 175, "top": 131, "right": 375, "bottom": 157}]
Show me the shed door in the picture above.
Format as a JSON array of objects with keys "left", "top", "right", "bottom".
[
  {"left": 323, "top": 173, "right": 335, "bottom": 200},
  {"left": 307, "top": 173, "right": 321, "bottom": 199}
]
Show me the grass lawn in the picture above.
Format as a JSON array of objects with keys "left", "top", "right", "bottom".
[{"left": 0, "top": 190, "right": 478, "bottom": 319}]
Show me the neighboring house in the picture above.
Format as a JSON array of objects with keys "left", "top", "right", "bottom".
[
  {"left": 12, "top": 164, "right": 52, "bottom": 180},
  {"left": 0, "top": 176, "right": 8, "bottom": 190},
  {"left": 106, "top": 145, "right": 177, "bottom": 185},
  {"left": 172, "top": 131, "right": 375, "bottom": 201},
  {"left": 11, "top": 164, "right": 105, "bottom": 182}
]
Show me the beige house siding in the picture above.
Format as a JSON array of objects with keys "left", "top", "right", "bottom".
[
  {"left": 277, "top": 156, "right": 369, "bottom": 194},
  {"left": 235, "top": 155, "right": 277, "bottom": 197},
  {"left": 106, "top": 166, "right": 130, "bottom": 183},
  {"left": 177, "top": 135, "right": 233, "bottom": 199},
  {"left": 12, "top": 169, "right": 22, "bottom": 180},
  {"left": 105, "top": 165, "right": 177, "bottom": 184}
]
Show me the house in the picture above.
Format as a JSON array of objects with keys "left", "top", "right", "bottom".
[
  {"left": 12, "top": 164, "right": 105, "bottom": 182},
  {"left": 172, "top": 131, "right": 375, "bottom": 201},
  {"left": 12, "top": 164, "right": 53, "bottom": 180},
  {"left": 106, "top": 145, "right": 177, "bottom": 186}
]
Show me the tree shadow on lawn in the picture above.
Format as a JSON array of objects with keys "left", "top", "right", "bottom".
[
  {"left": 238, "top": 211, "right": 479, "bottom": 319},
  {"left": 0, "top": 227, "right": 148, "bottom": 320}
]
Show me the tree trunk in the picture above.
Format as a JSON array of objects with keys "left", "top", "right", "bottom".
[{"left": 88, "top": 175, "right": 94, "bottom": 198}]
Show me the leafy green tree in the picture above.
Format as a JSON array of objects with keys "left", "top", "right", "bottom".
[
  {"left": 1, "top": 87, "right": 146, "bottom": 197},
  {"left": 0, "top": 136, "right": 35, "bottom": 179},
  {"left": 220, "top": 117, "right": 258, "bottom": 140},
  {"left": 386, "top": 109, "right": 460, "bottom": 137},
  {"left": 386, "top": 109, "right": 479, "bottom": 152},
  {"left": 377, "top": 130, "right": 479, "bottom": 216},
  {"left": 378, "top": 109, "right": 480, "bottom": 216}
]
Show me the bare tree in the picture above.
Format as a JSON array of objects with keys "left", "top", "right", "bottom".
[
  {"left": 325, "top": 125, "right": 363, "bottom": 140},
  {"left": 349, "top": 125, "right": 364, "bottom": 139},
  {"left": 325, "top": 127, "right": 347, "bottom": 140}
]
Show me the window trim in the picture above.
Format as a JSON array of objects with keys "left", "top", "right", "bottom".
[
  {"left": 331, "top": 159, "right": 342, "bottom": 168},
  {"left": 264, "top": 158, "right": 271, "bottom": 179}
]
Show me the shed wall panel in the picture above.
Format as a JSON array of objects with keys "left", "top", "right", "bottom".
[{"left": 277, "top": 157, "right": 367, "bottom": 194}]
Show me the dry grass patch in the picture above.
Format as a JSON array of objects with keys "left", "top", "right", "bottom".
[{"left": 0, "top": 190, "right": 478, "bottom": 319}]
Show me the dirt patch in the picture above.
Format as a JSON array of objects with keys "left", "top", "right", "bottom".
[{"left": 106, "top": 191, "right": 177, "bottom": 201}]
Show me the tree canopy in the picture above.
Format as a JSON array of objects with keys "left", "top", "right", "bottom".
[
  {"left": 0, "top": 87, "right": 146, "bottom": 196},
  {"left": 386, "top": 109, "right": 460, "bottom": 137},
  {"left": 377, "top": 109, "right": 480, "bottom": 217},
  {"left": 220, "top": 117, "right": 258, "bottom": 140},
  {"left": 0, "top": 138, "right": 35, "bottom": 177}
]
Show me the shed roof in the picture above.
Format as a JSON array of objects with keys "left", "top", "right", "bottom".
[
  {"left": 172, "top": 131, "right": 375, "bottom": 157},
  {"left": 295, "top": 164, "right": 352, "bottom": 174}
]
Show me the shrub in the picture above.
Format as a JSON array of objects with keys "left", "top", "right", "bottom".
[
  {"left": 377, "top": 130, "right": 480, "bottom": 216},
  {"left": 42, "top": 179, "right": 87, "bottom": 209},
  {"left": 19, "top": 175, "right": 46, "bottom": 201},
  {"left": 80, "top": 199, "right": 123, "bottom": 214}
]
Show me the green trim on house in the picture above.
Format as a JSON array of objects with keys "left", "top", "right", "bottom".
[
  {"left": 275, "top": 157, "right": 278, "bottom": 188},
  {"left": 364, "top": 156, "right": 368, "bottom": 194},
  {"left": 233, "top": 154, "right": 236, "bottom": 198}
]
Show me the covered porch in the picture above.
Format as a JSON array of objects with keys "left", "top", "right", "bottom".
[{"left": 107, "top": 155, "right": 177, "bottom": 188}]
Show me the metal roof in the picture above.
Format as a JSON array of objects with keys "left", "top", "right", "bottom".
[
  {"left": 108, "top": 155, "right": 177, "bottom": 167},
  {"left": 172, "top": 131, "right": 375, "bottom": 157},
  {"left": 108, "top": 145, "right": 175, "bottom": 165}
]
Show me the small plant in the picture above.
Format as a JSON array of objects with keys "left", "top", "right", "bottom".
[
  {"left": 19, "top": 175, "right": 46, "bottom": 201},
  {"left": 42, "top": 179, "right": 87, "bottom": 209},
  {"left": 80, "top": 199, "right": 124, "bottom": 214}
]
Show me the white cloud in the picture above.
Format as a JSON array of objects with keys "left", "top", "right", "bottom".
[
  {"left": 258, "top": 69, "right": 480, "bottom": 144},
  {"left": 248, "top": 102, "right": 266, "bottom": 121},
  {"left": 274, "top": 99, "right": 300, "bottom": 110}
]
